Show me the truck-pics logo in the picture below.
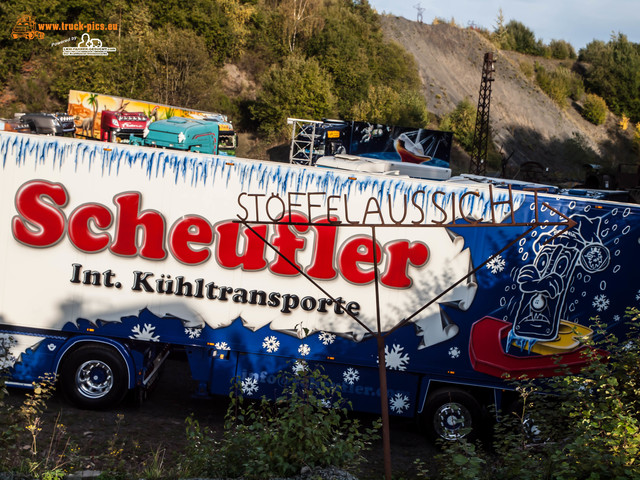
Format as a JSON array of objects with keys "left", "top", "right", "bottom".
[
  {"left": 12, "top": 15, "right": 118, "bottom": 41},
  {"left": 12, "top": 15, "right": 44, "bottom": 40}
]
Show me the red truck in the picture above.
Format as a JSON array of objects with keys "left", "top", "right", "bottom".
[{"left": 100, "top": 110, "right": 150, "bottom": 142}]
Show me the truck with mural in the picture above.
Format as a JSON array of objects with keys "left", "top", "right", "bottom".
[
  {"left": 131, "top": 115, "right": 237, "bottom": 156},
  {"left": 289, "top": 118, "right": 453, "bottom": 167},
  {"left": 1, "top": 130, "right": 638, "bottom": 441},
  {"left": 67, "top": 90, "right": 237, "bottom": 150}
]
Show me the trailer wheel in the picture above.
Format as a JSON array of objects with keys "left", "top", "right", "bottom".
[
  {"left": 423, "top": 388, "right": 483, "bottom": 442},
  {"left": 60, "top": 345, "right": 128, "bottom": 409}
]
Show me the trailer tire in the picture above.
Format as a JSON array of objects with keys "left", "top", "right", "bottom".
[
  {"left": 423, "top": 388, "right": 483, "bottom": 442},
  {"left": 60, "top": 345, "right": 128, "bottom": 409}
]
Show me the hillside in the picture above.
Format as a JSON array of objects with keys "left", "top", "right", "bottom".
[{"left": 378, "top": 15, "right": 637, "bottom": 185}]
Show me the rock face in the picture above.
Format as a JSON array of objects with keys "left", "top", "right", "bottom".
[{"left": 379, "top": 15, "right": 636, "bottom": 183}]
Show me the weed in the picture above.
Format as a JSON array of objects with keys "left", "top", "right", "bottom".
[
  {"left": 422, "top": 308, "right": 640, "bottom": 480},
  {"left": 180, "top": 363, "right": 381, "bottom": 480}
]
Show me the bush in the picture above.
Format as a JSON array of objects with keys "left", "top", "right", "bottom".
[
  {"left": 425, "top": 308, "right": 640, "bottom": 480},
  {"left": 439, "top": 99, "right": 476, "bottom": 152},
  {"left": 535, "top": 64, "right": 585, "bottom": 108},
  {"left": 181, "top": 363, "right": 381, "bottom": 479},
  {"left": 519, "top": 61, "right": 534, "bottom": 79},
  {"left": 582, "top": 93, "right": 608, "bottom": 125},
  {"left": 548, "top": 39, "right": 577, "bottom": 60}
]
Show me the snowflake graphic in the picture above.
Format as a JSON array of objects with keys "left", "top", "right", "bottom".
[
  {"left": 214, "top": 341, "right": 230, "bottom": 351},
  {"left": 242, "top": 377, "right": 259, "bottom": 396},
  {"left": 0, "top": 353, "right": 15, "bottom": 369},
  {"left": 448, "top": 346, "right": 461, "bottom": 359},
  {"left": 343, "top": 368, "right": 360, "bottom": 385},
  {"left": 636, "top": 289, "right": 640, "bottom": 301},
  {"left": 262, "top": 336, "right": 280, "bottom": 353},
  {"left": 298, "top": 344, "right": 310, "bottom": 356},
  {"left": 384, "top": 344, "right": 410, "bottom": 371},
  {"left": 486, "top": 254, "right": 506, "bottom": 274},
  {"left": 613, "top": 314, "right": 621, "bottom": 322},
  {"left": 318, "top": 331, "right": 336, "bottom": 345},
  {"left": 129, "top": 323, "right": 160, "bottom": 342},
  {"left": 0, "top": 335, "right": 17, "bottom": 369},
  {"left": 389, "top": 393, "right": 410, "bottom": 414},
  {"left": 184, "top": 327, "right": 201, "bottom": 339},
  {"left": 319, "top": 398, "right": 332, "bottom": 408},
  {"left": 592, "top": 294, "right": 610, "bottom": 312},
  {"left": 292, "top": 360, "right": 308, "bottom": 374}
]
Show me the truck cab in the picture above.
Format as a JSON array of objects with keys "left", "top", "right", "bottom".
[
  {"left": 18, "top": 112, "right": 76, "bottom": 136},
  {"left": 100, "top": 110, "right": 150, "bottom": 143},
  {"left": 292, "top": 121, "right": 349, "bottom": 164},
  {"left": 139, "top": 116, "right": 237, "bottom": 156}
]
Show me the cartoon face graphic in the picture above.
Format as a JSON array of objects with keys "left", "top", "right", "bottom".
[
  {"left": 511, "top": 215, "right": 610, "bottom": 342},
  {"left": 513, "top": 244, "right": 577, "bottom": 340}
]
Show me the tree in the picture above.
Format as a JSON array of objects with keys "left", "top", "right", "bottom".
[
  {"left": 305, "top": 1, "right": 376, "bottom": 115},
  {"left": 267, "top": 0, "right": 324, "bottom": 53},
  {"left": 581, "top": 33, "right": 640, "bottom": 121},
  {"left": 492, "top": 8, "right": 508, "bottom": 49},
  {"left": 306, "top": 0, "right": 419, "bottom": 117},
  {"left": 146, "top": 26, "right": 223, "bottom": 109},
  {"left": 350, "top": 85, "right": 429, "bottom": 127},
  {"left": 250, "top": 55, "right": 337, "bottom": 139},
  {"left": 87, "top": 93, "right": 99, "bottom": 138},
  {"left": 504, "top": 20, "right": 543, "bottom": 55},
  {"left": 144, "top": 0, "right": 255, "bottom": 65}
]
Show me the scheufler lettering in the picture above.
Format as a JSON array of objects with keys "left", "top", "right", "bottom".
[{"left": 14, "top": 180, "right": 430, "bottom": 289}]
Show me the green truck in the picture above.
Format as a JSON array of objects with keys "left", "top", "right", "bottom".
[{"left": 132, "top": 115, "right": 237, "bottom": 156}]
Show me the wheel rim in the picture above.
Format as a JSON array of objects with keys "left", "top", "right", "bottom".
[
  {"left": 76, "top": 360, "right": 114, "bottom": 399},
  {"left": 433, "top": 402, "right": 473, "bottom": 441}
]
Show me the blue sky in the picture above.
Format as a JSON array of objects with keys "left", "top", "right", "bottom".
[{"left": 368, "top": 0, "right": 640, "bottom": 51}]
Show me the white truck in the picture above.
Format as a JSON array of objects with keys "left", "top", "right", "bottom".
[{"left": 1, "top": 130, "right": 639, "bottom": 441}]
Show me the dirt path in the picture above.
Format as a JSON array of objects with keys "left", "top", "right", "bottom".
[{"left": 5, "top": 355, "right": 434, "bottom": 479}]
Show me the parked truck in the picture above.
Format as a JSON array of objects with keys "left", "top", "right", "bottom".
[
  {"left": 132, "top": 115, "right": 237, "bottom": 156},
  {"left": 289, "top": 118, "right": 453, "bottom": 167},
  {"left": 1, "top": 130, "right": 638, "bottom": 441},
  {"left": 17, "top": 112, "right": 76, "bottom": 136},
  {"left": 100, "top": 110, "right": 150, "bottom": 143},
  {"left": 67, "top": 90, "right": 236, "bottom": 147}
]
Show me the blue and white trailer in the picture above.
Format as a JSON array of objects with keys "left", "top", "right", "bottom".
[{"left": 1, "top": 130, "right": 638, "bottom": 440}]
